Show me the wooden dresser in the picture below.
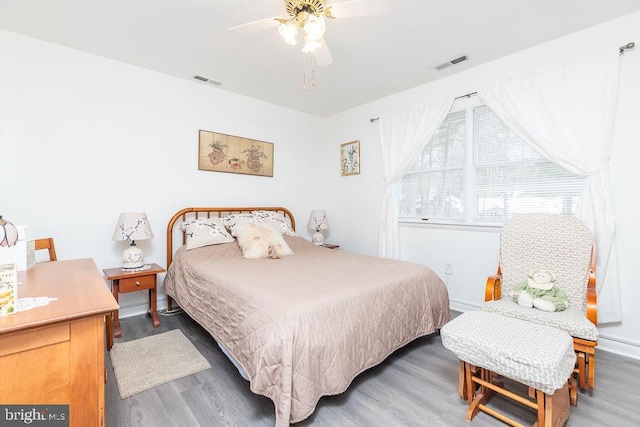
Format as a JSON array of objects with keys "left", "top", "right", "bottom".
[{"left": 0, "top": 259, "right": 118, "bottom": 427}]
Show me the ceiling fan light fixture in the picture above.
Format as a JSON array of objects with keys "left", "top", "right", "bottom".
[
  {"left": 275, "top": 0, "right": 328, "bottom": 51},
  {"left": 302, "top": 37, "right": 322, "bottom": 53},
  {"left": 278, "top": 21, "right": 299, "bottom": 45},
  {"left": 303, "top": 14, "right": 326, "bottom": 41},
  {"left": 286, "top": 0, "right": 326, "bottom": 18},
  {"left": 230, "top": 0, "right": 392, "bottom": 91}
]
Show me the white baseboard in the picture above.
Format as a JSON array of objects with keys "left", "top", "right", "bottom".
[
  {"left": 449, "top": 299, "right": 480, "bottom": 314},
  {"left": 595, "top": 336, "right": 640, "bottom": 360},
  {"left": 118, "top": 297, "right": 169, "bottom": 319},
  {"left": 449, "top": 298, "right": 640, "bottom": 361}
]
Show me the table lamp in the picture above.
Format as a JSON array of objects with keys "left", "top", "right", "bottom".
[
  {"left": 112, "top": 212, "right": 154, "bottom": 269},
  {"left": 307, "top": 210, "right": 329, "bottom": 245},
  {"left": 0, "top": 215, "right": 18, "bottom": 247}
]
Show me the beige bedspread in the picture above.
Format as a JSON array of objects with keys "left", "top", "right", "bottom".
[{"left": 163, "top": 236, "right": 450, "bottom": 425}]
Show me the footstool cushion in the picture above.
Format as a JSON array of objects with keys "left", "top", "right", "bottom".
[{"left": 441, "top": 311, "right": 576, "bottom": 395}]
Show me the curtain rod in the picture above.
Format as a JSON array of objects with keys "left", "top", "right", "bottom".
[
  {"left": 369, "top": 91, "right": 477, "bottom": 122},
  {"left": 370, "top": 41, "right": 635, "bottom": 123},
  {"left": 620, "top": 41, "right": 635, "bottom": 55}
]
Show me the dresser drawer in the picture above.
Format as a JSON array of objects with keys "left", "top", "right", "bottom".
[{"left": 119, "top": 274, "right": 155, "bottom": 292}]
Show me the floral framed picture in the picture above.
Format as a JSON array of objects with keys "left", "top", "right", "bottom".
[
  {"left": 340, "top": 140, "right": 360, "bottom": 176},
  {"left": 198, "top": 130, "right": 274, "bottom": 177}
]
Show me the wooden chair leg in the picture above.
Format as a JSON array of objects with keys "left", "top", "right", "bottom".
[
  {"left": 569, "top": 377, "right": 578, "bottom": 407},
  {"left": 574, "top": 338, "right": 596, "bottom": 390},
  {"left": 576, "top": 352, "right": 586, "bottom": 389},
  {"left": 458, "top": 360, "right": 467, "bottom": 400},
  {"left": 588, "top": 353, "right": 595, "bottom": 390},
  {"left": 465, "top": 362, "right": 475, "bottom": 402},
  {"left": 543, "top": 382, "right": 570, "bottom": 427},
  {"left": 536, "top": 389, "right": 545, "bottom": 427},
  {"left": 455, "top": 361, "right": 573, "bottom": 427},
  {"left": 466, "top": 387, "right": 497, "bottom": 422}
]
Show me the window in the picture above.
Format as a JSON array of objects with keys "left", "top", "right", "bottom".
[{"left": 399, "top": 98, "right": 584, "bottom": 224}]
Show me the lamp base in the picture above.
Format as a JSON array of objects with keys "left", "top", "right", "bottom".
[
  {"left": 122, "top": 243, "right": 144, "bottom": 269},
  {"left": 312, "top": 231, "right": 325, "bottom": 245}
]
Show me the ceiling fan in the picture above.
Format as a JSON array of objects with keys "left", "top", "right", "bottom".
[{"left": 230, "top": 0, "right": 392, "bottom": 67}]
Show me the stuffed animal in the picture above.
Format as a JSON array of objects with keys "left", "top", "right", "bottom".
[
  {"left": 267, "top": 245, "right": 279, "bottom": 259},
  {"left": 511, "top": 269, "right": 569, "bottom": 312}
]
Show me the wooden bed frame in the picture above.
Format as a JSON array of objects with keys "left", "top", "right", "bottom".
[{"left": 165, "top": 206, "right": 296, "bottom": 310}]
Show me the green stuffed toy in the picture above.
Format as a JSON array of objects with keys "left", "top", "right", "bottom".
[{"left": 511, "top": 269, "right": 569, "bottom": 312}]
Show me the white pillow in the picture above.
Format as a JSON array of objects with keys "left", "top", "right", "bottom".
[
  {"left": 234, "top": 222, "right": 293, "bottom": 259},
  {"left": 221, "top": 213, "right": 255, "bottom": 237},
  {"left": 182, "top": 218, "right": 234, "bottom": 250},
  {"left": 252, "top": 210, "right": 297, "bottom": 236}
]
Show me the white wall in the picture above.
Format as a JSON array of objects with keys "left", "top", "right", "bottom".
[
  {"left": 324, "top": 11, "right": 640, "bottom": 359},
  {"left": 0, "top": 29, "right": 323, "bottom": 315},
  {"left": 2, "top": 11, "right": 640, "bottom": 359}
]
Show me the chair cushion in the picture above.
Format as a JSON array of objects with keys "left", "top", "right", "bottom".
[
  {"left": 500, "top": 214, "right": 594, "bottom": 311},
  {"left": 483, "top": 298, "right": 598, "bottom": 341},
  {"left": 441, "top": 311, "right": 576, "bottom": 395}
]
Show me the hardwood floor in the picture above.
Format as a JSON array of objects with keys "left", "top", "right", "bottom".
[{"left": 106, "top": 311, "right": 640, "bottom": 426}]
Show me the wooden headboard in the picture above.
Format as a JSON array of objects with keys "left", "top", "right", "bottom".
[{"left": 165, "top": 207, "right": 296, "bottom": 268}]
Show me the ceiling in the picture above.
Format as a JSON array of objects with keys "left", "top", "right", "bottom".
[{"left": 2, "top": 0, "right": 640, "bottom": 117}]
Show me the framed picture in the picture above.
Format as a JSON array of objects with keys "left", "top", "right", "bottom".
[
  {"left": 198, "top": 130, "right": 274, "bottom": 177},
  {"left": 340, "top": 140, "right": 360, "bottom": 176}
]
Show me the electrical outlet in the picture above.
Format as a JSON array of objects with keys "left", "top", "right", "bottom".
[{"left": 445, "top": 263, "right": 453, "bottom": 275}]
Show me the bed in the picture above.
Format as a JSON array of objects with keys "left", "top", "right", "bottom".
[{"left": 163, "top": 207, "right": 450, "bottom": 426}]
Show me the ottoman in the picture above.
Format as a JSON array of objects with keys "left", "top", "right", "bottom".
[{"left": 441, "top": 311, "right": 577, "bottom": 426}]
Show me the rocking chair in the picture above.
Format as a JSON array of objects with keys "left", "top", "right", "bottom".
[{"left": 483, "top": 214, "right": 598, "bottom": 390}]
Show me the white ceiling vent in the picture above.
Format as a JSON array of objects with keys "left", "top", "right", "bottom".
[
  {"left": 193, "top": 75, "right": 222, "bottom": 86},
  {"left": 435, "top": 55, "right": 469, "bottom": 71}
]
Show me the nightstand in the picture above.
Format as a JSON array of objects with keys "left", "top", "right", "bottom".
[
  {"left": 103, "top": 263, "right": 166, "bottom": 339},
  {"left": 321, "top": 243, "right": 340, "bottom": 249}
]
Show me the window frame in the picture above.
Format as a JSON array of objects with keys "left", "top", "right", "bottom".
[{"left": 398, "top": 95, "right": 583, "bottom": 228}]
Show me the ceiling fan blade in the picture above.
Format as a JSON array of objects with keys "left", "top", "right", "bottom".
[
  {"left": 328, "top": 0, "right": 392, "bottom": 18},
  {"left": 313, "top": 39, "right": 333, "bottom": 67},
  {"left": 229, "top": 17, "right": 279, "bottom": 34}
]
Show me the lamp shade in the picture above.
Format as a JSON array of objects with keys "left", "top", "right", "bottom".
[
  {"left": 307, "top": 210, "right": 329, "bottom": 231},
  {"left": 307, "top": 210, "right": 328, "bottom": 246},
  {"left": 112, "top": 213, "right": 153, "bottom": 269},
  {"left": 112, "top": 213, "right": 154, "bottom": 242},
  {"left": 0, "top": 215, "right": 19, "bottom": 247}
]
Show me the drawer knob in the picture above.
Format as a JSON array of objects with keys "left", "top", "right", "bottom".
[{"left": 135, "top": 281, "right": 141, "bottom": 286}]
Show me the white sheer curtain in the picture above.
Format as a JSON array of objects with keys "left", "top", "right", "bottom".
[
  {"left": 478, "top": 49, "right": 621, "bottom": 323},
  {"left": 377, "top": 99, "right": 453, "bottom": 258}
]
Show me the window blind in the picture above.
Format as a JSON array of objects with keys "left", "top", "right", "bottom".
[
  {"left": 400, "top": 111, "right": 465, "bottom": 219},
  {"left": 399, "top": 104, "right": 584, "bottom": 223},
  {"left": 473, "top": 105, "right": 584, "bottom": 220}
]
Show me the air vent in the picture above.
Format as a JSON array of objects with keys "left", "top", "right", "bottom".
[
  {"left": 193, "top": 75, "right": 222, "bottom": 86},
  {"left": 435, "top": 55, "right": 469, "bottom": 71}
]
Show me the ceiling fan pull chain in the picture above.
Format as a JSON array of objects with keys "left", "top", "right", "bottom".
[
  {"left": 312, "top": 55, "right": 316, "bottom": 86},
  {"left": 302, "top": 52, "right": 307, "bottom": 91}
]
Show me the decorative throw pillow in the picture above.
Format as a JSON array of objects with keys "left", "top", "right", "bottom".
[
  {"left": 234, "top": 222, "right": 293, "bottom": 259},
  {"left": 182, "top": 218, "right": 234, "bottom": 250},
  {"left": 221, "top": 213, "right": 255, "bottom": 237},
  {"left": 252, "top": 210, "right": 297, "bottom": 236}
]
